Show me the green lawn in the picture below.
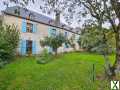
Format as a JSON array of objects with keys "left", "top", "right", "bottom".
[{"left": 0, "top": 52, "right": 115, "bottom": 90}]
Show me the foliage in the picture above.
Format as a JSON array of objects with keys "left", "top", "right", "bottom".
[
  {"left": 40, "top": 33, "right": 67, "bottom": 55},
  {"left": 68, "top": 35, "right": 76, "bottom": 50},
  {"left": 36, "top": 49, "right": 53, "bottom": 64},
  {"left": 0, "top": 24, "right": 19, "bottom": 68},
  {"left": 78, "top": 25, "right": 116, "bottom": 77},
  {"left": 74, "top": 0, "right": 120, "bottom": 76},
  {"left": 78, "top": 26, "right": 115, "bottom": 54}
]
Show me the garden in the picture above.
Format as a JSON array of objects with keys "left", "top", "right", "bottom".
[
  {"left": 0, "top": 52, "right": 115, "bottom": 90},
  {"left": 0, "top": 0, "right": 120, "bottom": 90}
]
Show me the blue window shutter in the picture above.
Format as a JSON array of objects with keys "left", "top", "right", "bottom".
[
  {"left": 22, "top": 19, "right": 26, "bottom": 32},
  {"left": 48, "top": 27, "right": 52, "bottom": 37},
  {"left": 21, "top": 40, "right": 26, "bottom": 55},
  {"left": 65, "top": 32, "right": 67, "bottom": 37},
  {"left": 56, "top": 30, "right": 59, "bottom": 35},
  {"left": 48, "top": 46, "right": 52, "bottom": 53},
  {"left": 32, "top": 41, "right": 36, "bottom": 54},
  {"left": 33, "top": 23, "right": 37, "bottom": 33},
  {"left": 64, "top": 43, "right": 66, "bottom": 48}
]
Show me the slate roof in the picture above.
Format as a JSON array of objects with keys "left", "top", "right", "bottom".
[{"left": 3, "top": 6, "right": 78, "bottom": 34}]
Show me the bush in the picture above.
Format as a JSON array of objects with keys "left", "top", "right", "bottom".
[
  {"left": 36, "top": 49, "right": 53, "bottom": 64},
  {"left": 0, "top": 24, "right": 19, "bottom": 68}
]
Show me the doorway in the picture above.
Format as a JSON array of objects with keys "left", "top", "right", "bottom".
[{"left": 26, "top": 40, "right": 32, "bottom": 55}]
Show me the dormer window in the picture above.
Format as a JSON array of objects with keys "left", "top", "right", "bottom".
[
  {"left": 14, "top": 9, "right": 20, "bottom": 15},
  {"left": 26, "top": 22, "right": 33, "bottom": 33}
]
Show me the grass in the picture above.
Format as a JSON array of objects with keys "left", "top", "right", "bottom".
[{"left": 0, "top": 52, "right": 115, "bottom": 90}]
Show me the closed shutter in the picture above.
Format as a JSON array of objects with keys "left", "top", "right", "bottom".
[
  {"left": 33, "top": 23, "right": 37, "bottom": 33},
  {"left": 22, "top": 19, "right": 26, "bottom": 32},
  {"left": 32, "top": 41, "right": 36, "bottom": 55},
  {"left": 21, "top": 40, "right": 26, "bottom": 55}
]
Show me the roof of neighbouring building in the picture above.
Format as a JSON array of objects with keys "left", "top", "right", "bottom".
[{"left": 3, "top": 6, "right": 79, "bottom": 34}]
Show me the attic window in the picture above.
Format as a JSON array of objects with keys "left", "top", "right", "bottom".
[{"left": 14, "top": 9, "right": 20, "bottom": 15}]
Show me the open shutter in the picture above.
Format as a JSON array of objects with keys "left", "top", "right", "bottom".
[
  {"left": 21, "top": 40, "right": 26, "bottom": 55},
  {"left": 48, "top": 47, "right": 53, "bottom": 53},
  {"left": 22, "top": 19, "right": 26, "bottom": 32},
  {"left": 48, "top": 27, "right": 52, "bottom": 37},
  {"left": 32, "top": 41, "right": 36, "bottom": 55},
  {"left": 33, "top": 23, "right": 37, "bottom": 33}
]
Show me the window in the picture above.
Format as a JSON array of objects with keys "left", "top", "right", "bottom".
[
  {"left": 51, "top": 29, "right": 56, "bottom": 36},
  {"left": 65, "top": 43, "right": 69, "bottom": 48},
  {"left": 14, "top": 9, "right": 20, "bottom": 15},
  {"left": 26, "top": 22, "right": 33, "bottom": 33},
  {"left": 65, "top": 32, "right": 68, "bottom": 37}
]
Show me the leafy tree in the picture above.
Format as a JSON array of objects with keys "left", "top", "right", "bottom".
[
  {"left": 69, "top": 0, "right": 120, "bottom": 77},
  {"left": 40, "top": 33, "right": 67, "bottom": 55},
  {"left": 78, "top": 24, "right": 116, "bottom": 77},
  {"left": 78, "top": 26, "right": 115, "bottom": 52},
  {"left": 0, "top": 22, "right": 19, "bottom": 68}
]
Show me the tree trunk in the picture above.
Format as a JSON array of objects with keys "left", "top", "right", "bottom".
[
  {"left": 103, "top": 54, "right": 113, "bottom": 77},
  {"left": 113, "top": 30, "right": 120, "bottom": 75},
  {"left": 53, "top": 48, "right": 57, "bottom": 55}
]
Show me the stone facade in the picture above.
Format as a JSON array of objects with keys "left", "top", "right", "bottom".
[{"left": 2, "top": 13, "right": 79, "bottom": 55}]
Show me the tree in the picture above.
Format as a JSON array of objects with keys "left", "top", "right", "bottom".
[
  {"left": 74, "top": 0, "right": 120, "bottom": 77},
  {"left": 0, "top": 22, "right": 19, "bottom": 67},
  {"left": 78, "top": 24, "right": 116, "bottom": 77},
  {"left": 40, "top": 33, "right": 67, "bottom": 55},
  {"left": 68, "top": 35, "right": 76, "bottom": 50},
  {"left": 78, "top": 25, "right": 114, "bottom": 52}
]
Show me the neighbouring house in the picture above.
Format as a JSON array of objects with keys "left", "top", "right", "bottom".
[{"left": 1, "top": 6, "right": 80, "bottom": 55}]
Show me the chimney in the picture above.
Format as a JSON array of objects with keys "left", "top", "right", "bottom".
[{"left": 55, "top": 12, "right": 60, "bottom": 26}]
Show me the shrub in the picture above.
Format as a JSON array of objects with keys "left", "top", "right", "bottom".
[
  {"left": 0, "top": 24, "right": 19, "bottom": 67},
  {"left": 36, "top": 49, "right": 53, "bottom": 64},
  {"left": 40, "top": 33, "right": 68, "bottom": 55}
]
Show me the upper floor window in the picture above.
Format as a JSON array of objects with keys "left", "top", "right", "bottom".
[
  {"left": 65, "top": 32, "right": 68, "bottom": 37},
  {"left": 27, "top": 22, "right": 33, "bottom": 33},
  {"left": 51, "top": 29, "right": 56, "bottom": 36}
]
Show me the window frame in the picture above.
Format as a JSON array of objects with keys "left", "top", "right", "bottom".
[{"left": 26, "top": 22, "right": 33, "bottom": 33}]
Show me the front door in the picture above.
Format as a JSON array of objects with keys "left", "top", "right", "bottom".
[{"left": 26, "top": 40, "right": 32, "bottom": 55}]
